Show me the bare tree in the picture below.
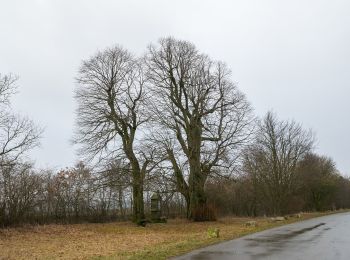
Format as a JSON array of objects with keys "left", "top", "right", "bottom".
[
  {"left": 0, "top": 162, "right": 40, "bottom": 226},
  {"left": 0, "top": 74, "right": 17, "bottom": 105},
  {"left": 102, "top": 159, "right": 131, "bottom": 219},
  {"left": 74, "top": 46, "right": 150, "bottom": 224},
  {"left": 243, "top": 111, "right": 314, "bottom": 215},
  {"left": 0, "top": 113, "right": 42, "bottom": 163},
  {"left": 145, "top": 37, "right": 254, "bottom": 220},
  {"left": 0, "top": 74, "right": 42, "bottom": 164},
  {"left": 297, "top": 153, "right": 339, "bottom": 211}
]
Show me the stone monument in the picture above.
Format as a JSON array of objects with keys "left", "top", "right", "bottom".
[{"left": 151, "top": 191, "right": 163, "bottom": 222}]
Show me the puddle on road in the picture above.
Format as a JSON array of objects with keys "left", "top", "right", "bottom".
[
  {"left": 244, "top": 222, "right": 328, "bottom": 258},
  {"left": 245, "top": 223, "right": 326, "bottom": 243},
  {"left": 182, "top": 223, "right": 331, "bottom": 260}
]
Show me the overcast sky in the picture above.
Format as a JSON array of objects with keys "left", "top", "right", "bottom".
[{"left": 0, "top": 0, "right": 349, "bottom": 174}]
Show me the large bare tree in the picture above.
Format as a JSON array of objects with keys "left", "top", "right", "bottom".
[
  {"left": 243, "top": 111, "right": 314, "bottom": 215},
  {"left": 145, "top": 38, "right": 254, "bottom": 220},
  {"left": 74, "top": 46, "right": 150, "bottom": 223}
]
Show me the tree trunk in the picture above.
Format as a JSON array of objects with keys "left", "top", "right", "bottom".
[
  {"left": 189, "top": 171, "right": 207, "bottom": 220},
  {"left": 118, "top": 188, "right": 125, "bottom": 219},
  {"left": 131, "top": 166, "right": 145, "bottom": 224},
  {"left": 188, "top": 123, "right": 209, "bottom": 220},
  {"left": 124, "top": 142, "right": 145, "bottom": 225}
]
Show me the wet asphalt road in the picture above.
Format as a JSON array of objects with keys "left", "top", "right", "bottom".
[{"left": 173, "top": 212, "right": 350, "bottom": 260}]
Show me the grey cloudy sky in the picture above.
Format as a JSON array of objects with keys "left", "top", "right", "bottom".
[{"left": 0, "top": 0, "right": 349, "bottom": 174}]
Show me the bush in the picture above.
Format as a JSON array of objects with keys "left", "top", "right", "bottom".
[{"left": 207, "top": 227, "right": 220, "bottom": 238}]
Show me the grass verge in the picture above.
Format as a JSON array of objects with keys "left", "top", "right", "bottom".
[{"left": 0, "top": 210, "right": 347, "bottom": 260}]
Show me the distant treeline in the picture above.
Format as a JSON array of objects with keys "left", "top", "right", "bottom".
[
  {"left": 1, "top": 153, "right": 349, "bottom": 227},
  {"left": 207, "top": 153, "right": 350, "bottom": 216}
]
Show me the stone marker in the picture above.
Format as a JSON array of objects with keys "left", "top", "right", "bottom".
[
  {"left": 151, "top": 191, "right": 165, "bottom": 223},
  {"left": 245, "top": 220, "right": 258, "bottom": 227},
  {"left": 270, "top": 216, "right": 285, "bottom": 222}
]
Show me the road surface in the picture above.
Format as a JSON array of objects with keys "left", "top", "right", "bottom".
[{"left": 173, "top": 212, "right": 350, "bottom": 260}]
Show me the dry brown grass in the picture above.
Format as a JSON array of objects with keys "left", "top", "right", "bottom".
[{"left": 0, "top": 211, "right": 342, "bottom": 260}]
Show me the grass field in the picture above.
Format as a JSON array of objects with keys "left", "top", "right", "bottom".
[{"left": 0, "top": 211, "right": 343, "bottom": 260}]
